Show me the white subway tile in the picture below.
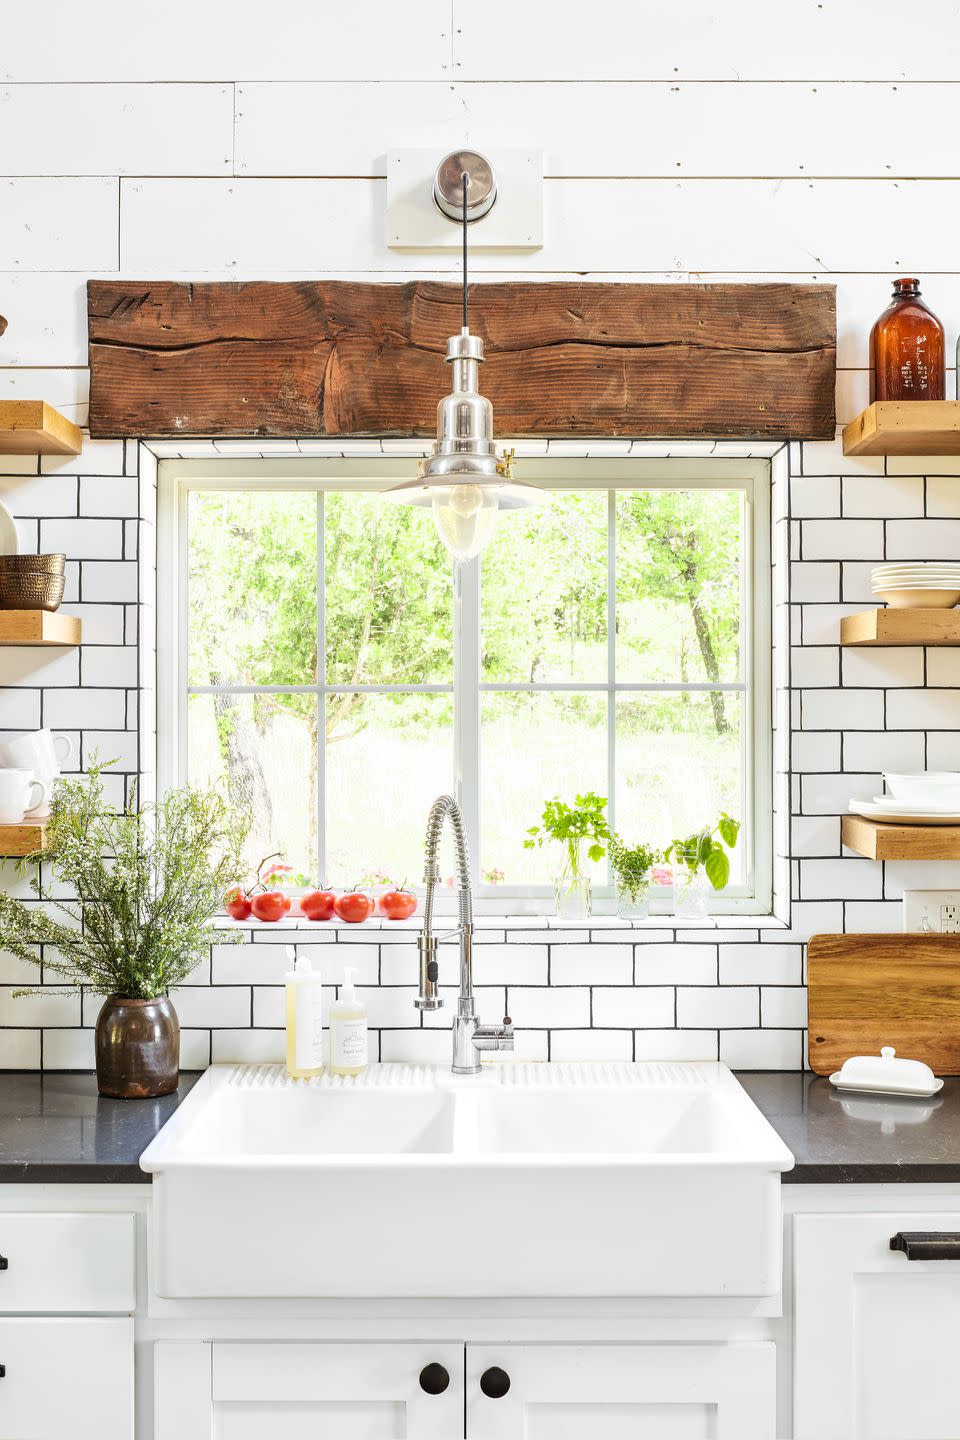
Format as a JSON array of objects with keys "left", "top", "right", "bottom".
[
  {"left": 804, "top": 856, "right": 881, "bottom": 899},
  {"left": 634, "top": 944, "right": 717, "bottom": 984},
  {"left": 42, "top": 1029, "right": 94, "bottom": 1068},
  {"left": 842, "top": 647, "right": 924, "bottom": 688},
  {"left": 843, "top": 901, "right": 903, "bottom": 932},
  {"left": 81, "top": 561, "right": 139, "bottom": 603},
  {"left": 473, "top": 943, "right": 549, "bottom": 985},
  {"left": 0, "top": 986, "right": 79, "bottom": 1026},
  {"left": 791, "top": 647, "right": 839, "bottom": 688},
  {"left": 842, "top": 473, "right": 923, "bottom": 517},
  {"left": 802, "top": 437, "right": 882, "bottom": 477},
  {"left": 676, "top": 987, "right": 758, "bottom": 1028},
  {"left": 0, "top": 1031, "right": 40, "bottom": 1069},
  {"left": 80, "top": 646, "right": 138, "bottom": 688},
  {"left": 40, "top": 517, "right": 124, "bottom": 560},
  {"left": 791, "top": 474, "right": 840, "bottom": 518},
  {"left": 379, "top": 1030, "right": 452, "bottom": 1064},
  {"left": 78, "top": 474, "right": 140, "bottom": 517},
  {"left": 550, "top": 1030, "right": 633, "bottom": 1061},
  {"left": 356, "top": 986, "right": 422, "bottom": 1029},
  {"left": 720, "top": 1029, "right": 802, "bottom": 1069},
  {"left": 720, "top": 944, "right": 803, "bottom": 985},
  {"left": 593, "top": 987, "right": 674, "bottom": 1028},
  {"left": 212, "top": 1029, "right": 284, "bottom": 1064},
  {"left": 41, "top": 438, "right": 125, "bottom": 476},
  {"left": 886, "top": 518, "right": 960, "bottom": 559},
  {"left": 801, "top": 519, "right": 884, "bottom": 560},
  {"left": 926, "top": 475, "right": 960, "bottom": 516},
  {"left": 0, "top": 471, "right": 78, "bottom": 517},
  {"left": 841, "top": 561, "right": 877, "bottom": 604},
  {"left": 169, "top": 986, "right": 250, "bottom": 1028},
  {"left": 551, "top": 944, "right": 631, "bottom": 985},
  {"left": 790, "top": 562, "right": 839, "bottom": 603},
  {"left": 784, "top": 900, "right": 845, "bottom": 940},
  {"left": 0, "top": 648, "right": 79, "bottom": 687},
  {"left": 792, "top": 815, "right": 841, "bottom": 858},
  {"left": 0, "top": 689, "right": 40, "bottom": 728},
  {"left": 801, "top": 689, "right": 883, "bottom": 730},
  {"left": 885, "top": 860, "right": 960, "bottom": 899},
  {"left": 634, "top": 1029, "right": 718, "bottom": 1061},
  {"left": 82, "top": 730, "right": 138, "bottom": 771},
  {"left": 509, "top": 987, "right": 590, "bottom": 1028},
  {"left": 841, "top": 730, "right": 926, "bottom": 773},
  {"left": 800, "top": 603, "right": 867, "bottom": 645},
  {"left": 180, "top": 1030, "right": 211, "bottom": 1068},
  {"left": 928, "top": 733, "right": 960, "bottom": 769},
  {"left": 58, "top": 604, "right": 125, "bottom": 645},
  {"left": 792, "top": 730, "right": 840, "bottom": 773},
  {"left": 761, "top": 987, "right": 808, "bottom": 1027},
  {"left": 888, "top": 689, "right": 960, "bottom": 729},
  {"left": 927, "top": 650, "right": 960, "bottom": 687}
]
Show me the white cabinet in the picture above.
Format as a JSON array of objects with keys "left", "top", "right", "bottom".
[
  {"left": 795, "top": 1211, "right": 960, "bottom": 1440},
  {"left": 155, "top": 1341, "right": 465, "bottom": 1440},
  {"left": 0, "top": 1318, "right": 133, "bottom": 1440},
  {"left": 157, "top": 1339, "right": 775, "bottom": 1440},
  {"left": 0, "top": 1213, "right": 135, "bottom": 1313},
  {"left": 466, "top": 1343, "right": 776, "bottom": 1440}
]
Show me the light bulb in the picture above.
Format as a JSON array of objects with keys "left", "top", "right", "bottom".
[{"left": 431, "top": 485, "right": 500, "bottom": 561}]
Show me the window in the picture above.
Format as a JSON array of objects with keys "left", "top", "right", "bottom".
[{"left": 159, "top": 456, "right": 770, "bottom": 911}]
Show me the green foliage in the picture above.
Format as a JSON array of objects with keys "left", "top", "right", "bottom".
[
  {"left": 665, "top": 813, "right": 741, "bottom": 892},
  {"left": 609, "top": 835, "right": 661, "bottom": 900},
  {"left": 524, "top": 793, "right": 612, "bottom": 865},
  {"left": 0, "top": 765, "right": 249, "bottom": 1000}
]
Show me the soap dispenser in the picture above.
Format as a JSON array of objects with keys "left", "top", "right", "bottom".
[
  {"left": 328, "top": 966, "right": 368, "bottom": 1077},
  {"left": 284, "top": 948, "right": 324, "bottom": 1079}
]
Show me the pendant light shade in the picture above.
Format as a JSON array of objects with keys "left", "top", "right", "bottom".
[{"left": 386, "top": 155, "right": 543, "bottom": 561}]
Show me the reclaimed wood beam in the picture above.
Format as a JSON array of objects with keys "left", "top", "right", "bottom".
[{"left": 87, "top": 280, "right": 836, "bottom": 440}]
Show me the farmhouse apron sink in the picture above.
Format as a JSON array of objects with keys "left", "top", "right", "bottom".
[{"left": 140, "top": 1061, "right": 793, "bottom": 1299}]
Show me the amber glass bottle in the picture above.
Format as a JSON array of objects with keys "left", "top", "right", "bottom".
[{"left": 870, "top": 277, "right": 945, "bottom": 401}]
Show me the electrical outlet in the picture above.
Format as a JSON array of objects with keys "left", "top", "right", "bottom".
[{"left": 903, "top": 890, "right": 960, "bottom": 933}]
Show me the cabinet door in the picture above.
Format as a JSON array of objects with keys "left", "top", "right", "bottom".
[
  {"left": 466, "top": 1343, "right": 775, "bottom": 1440},
  {"left": 0, "top": 1213, "right": 135, "bottom": 1313},
  {"left": 156, "top": 1340, "right": 464, "bottom": 1440},
  {"left": 0, "top": 1318, "right": 132, "bottom": 1440},
  {"left": 796, "top": 1211, "right": 960, "bottom": 1440}
]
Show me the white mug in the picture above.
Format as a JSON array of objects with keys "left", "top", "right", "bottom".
[
  {"left": 0, "top": 728, "right": 70, "bottom": 778},
  {"left": 0, "top": 769, "right": 49, "bottom": 824}
]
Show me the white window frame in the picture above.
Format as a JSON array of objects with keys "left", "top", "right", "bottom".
[{"left": 157, "top": 452, "right": 771, "bottom": 914}]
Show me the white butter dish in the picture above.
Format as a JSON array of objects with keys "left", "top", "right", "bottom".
[{"left": 829, "top": 1046, "right": 943, "bottom": 1099}]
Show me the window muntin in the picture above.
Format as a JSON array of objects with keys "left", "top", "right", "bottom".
[{"left": 168, "top": 459, "right": 769, "bottom": 911}]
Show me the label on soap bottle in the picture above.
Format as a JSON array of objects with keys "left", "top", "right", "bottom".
[
  {"left": 295, "top": 982, "right": 324, "bottom": 1072},
  {"left": 332, "top": 1018, "right": 368, "bottom": 1070}
]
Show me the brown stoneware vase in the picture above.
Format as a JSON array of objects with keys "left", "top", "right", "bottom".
[{"left": 95, "top": 995, "right": 180, "bottom": 1099}]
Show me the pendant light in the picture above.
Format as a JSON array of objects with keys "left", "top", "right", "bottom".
[{"left": 386, "top": 152, "right": 543, "bottom": 562}]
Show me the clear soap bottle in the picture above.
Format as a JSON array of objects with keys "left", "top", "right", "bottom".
[
  {"left": 285, "top": 949, "right": 324, "bottom": 1079},
  {"left": 328, "top": 966, "right": 369, "bottom": 1077}
]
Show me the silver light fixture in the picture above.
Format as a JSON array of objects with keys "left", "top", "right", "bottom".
[{"left": 387, "top": 150, "right": 543, "bottom": 562}]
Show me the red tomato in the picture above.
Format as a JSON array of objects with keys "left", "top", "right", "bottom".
[
  {"left": 334, "top": 891, "right": 375, "bottom": 924},
  {"left": 281, "top": 893, "right": 292, "bottom": 913},
  {"left": 379, "top": 889, "right": 417, "bottom": 920},
  {"left": 251, "top": 890, "right": 287, "bottom": 923},
  {"left": 301, "top": 889, "right": 336, "bottom": 921},
  {"left": 225, "top": 890, "right": 252, "bottom": 921}
]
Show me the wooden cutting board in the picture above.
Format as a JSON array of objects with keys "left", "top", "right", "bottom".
[{"left": 807, "top": 932, "right": 960, "bottom": 1075}]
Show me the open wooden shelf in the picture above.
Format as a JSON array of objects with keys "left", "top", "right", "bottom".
[
  {"left": 842, "top": 814, "right": 960, "bottom": 861},
  {"left": 0, "top": 823, "right": 46, "bottom": 858},
  {"left": 843, "top": 400, "right": 960, "bottom": 456},
  {"left": 0, "top": 401, "right": 81, "bottom": 456},
  {"left": 841, "top": 608, "right": 960, "bottom": 647},
  {"left": 0, "top": 611, "right": 80, "bottom": 646}
]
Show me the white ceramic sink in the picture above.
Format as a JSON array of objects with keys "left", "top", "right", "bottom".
[{"left": 141, "top": 1061, "right": 793, "bottom": 1299}]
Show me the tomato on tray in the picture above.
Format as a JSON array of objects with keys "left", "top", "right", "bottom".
[
  {"left": 334, "top": 889, "right": 375, "bottom": 924},
  {"left": 301, "top": 888, "right": 337, "bottom": 922},
  {"left": 379, "top": 885, "right": 417, "bottom": 920},
  {"left": 251, "top": 890, "right": 288, "bottom": 923}
]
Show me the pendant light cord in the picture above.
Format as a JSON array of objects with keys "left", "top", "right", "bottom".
[{"left": 461, "top": 170, "right": 469, "bottom": 330}]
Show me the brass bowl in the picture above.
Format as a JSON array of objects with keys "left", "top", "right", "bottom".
[
  {"left": 0, "top": 552, "right": 65, "bottom": 574},
  {"left": 0, "top": 570, "right": 65, "bottom": 611}
]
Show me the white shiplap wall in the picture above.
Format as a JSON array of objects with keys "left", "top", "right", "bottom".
[{"left": 2, "top": 0, "right": 960, "bottom": 1069}]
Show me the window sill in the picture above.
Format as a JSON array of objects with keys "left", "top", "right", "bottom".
[{"left": 210, "top": 912, "right": 789, "bottom": 934}]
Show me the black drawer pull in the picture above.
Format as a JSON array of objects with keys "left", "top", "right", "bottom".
[
  {"left": 0, "top": 1255, "right": 7, "bottom": 1271},
  {"left": 0, "top": 1365, "right": 6, "bottom": 1378},
  {"left": 419, "top": 1363, "right": 450, "bottom": 1395},
  {"left": 891, "top": 1231, "right": 960, "bottom": 1260},
  {"left": 480, "top": 1366, "right": 511, "bottom": 1399}
]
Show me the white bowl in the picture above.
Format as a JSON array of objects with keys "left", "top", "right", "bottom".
[
  {"left": 873, "top": 587, "right": 960, "bottom": 609},
  {"left": 885, "top": 772, "right": 960, "bottom": 808}
]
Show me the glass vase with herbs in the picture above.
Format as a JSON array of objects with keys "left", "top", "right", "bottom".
[
  {"left": 524, "top": 792, "right": 611, "bottom": 919},
  {"left": 665, "top": 814, "right": 740, "bottom": 920},
  {"left": 609, "top": 836, "right": 661, "bottom": 920}
]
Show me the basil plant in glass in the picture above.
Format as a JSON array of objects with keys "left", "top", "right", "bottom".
[
  {"left": 609, "top": 835, "right": 662, "bottom": 920},
  {"left": 524, "top": 792, "right": 611, "bottom": 919},
  {"left": 665, "top": 814, "right": 741, "bottom": 919}
]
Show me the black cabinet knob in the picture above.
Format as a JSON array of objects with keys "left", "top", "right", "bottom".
[
  {"left": 0, "top": 1255, "right": 8, "bottom": 1271},
  {"left": 480, "top": 1366, "right": 511, "bottom": 1399},
  {"left": 419, "top": 1363, "right": 450, "bottom": 1395}
]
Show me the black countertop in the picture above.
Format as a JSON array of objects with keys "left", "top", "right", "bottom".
[{"left": 1, "top": 1070, "right": 960, "bottom": 1185}]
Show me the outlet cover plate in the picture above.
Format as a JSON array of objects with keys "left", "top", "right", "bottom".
[
  {"left": 903, "top": 889, "right": 960, "bottom": 933},
  {"left": 387, "top": 148, "right": 543, "bottom": 251}
]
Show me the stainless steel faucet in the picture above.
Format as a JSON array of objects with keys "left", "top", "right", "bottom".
[{"left": 415, "top": 794, "right": 514, "bottom": 1074}]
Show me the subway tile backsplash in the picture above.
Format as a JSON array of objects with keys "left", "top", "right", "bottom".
[{"left": 3, "top": 435, "right": 960, "bottom": 1072}]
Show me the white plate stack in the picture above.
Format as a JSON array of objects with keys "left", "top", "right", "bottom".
[{"left": 871, "top": 562, "right": 960, "bottom": 609}]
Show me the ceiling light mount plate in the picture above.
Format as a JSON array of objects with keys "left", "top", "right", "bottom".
[
  {"left": 387, "top": 149, "right": 543, "bottom": 251},
  {"left": 433, "top": 149, "right": 497, "bottom": 223}
]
